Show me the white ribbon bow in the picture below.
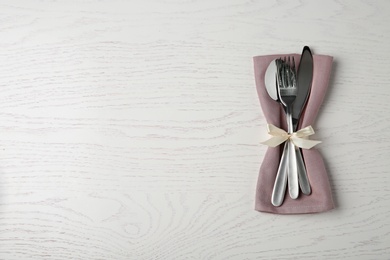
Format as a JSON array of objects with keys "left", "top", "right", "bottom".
[{"left": 261, "top": 124, "right": 321, "bottom": 149}]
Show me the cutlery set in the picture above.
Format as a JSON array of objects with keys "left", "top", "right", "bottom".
[
  {"left": 264, "top": 46, "right": 314, "bottom": 206},
  {"left": 254, "top": 48, "right": 334, "bottom": 214}
]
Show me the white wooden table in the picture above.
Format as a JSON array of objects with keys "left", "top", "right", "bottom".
[{"left": 1, "top": 1, "right": 390, "bottom": 259}]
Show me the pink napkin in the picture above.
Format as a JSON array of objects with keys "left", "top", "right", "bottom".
[{"left": 253, "top": 54, "right": 334, "bottom": 214}]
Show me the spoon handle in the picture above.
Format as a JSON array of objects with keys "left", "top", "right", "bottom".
[{"left": 271, "top": 142, "right": 289, "bottom": 207}]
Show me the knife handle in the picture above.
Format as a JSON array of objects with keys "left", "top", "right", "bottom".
[
  {"left": 293, "top": 120, "right": 311, "bottom": 195},
  {"left": 296, "top": 147, "right": 311, "bottom": 195},
  {"left": 271, "top": 142, "right": 289, "bottom": 207}
]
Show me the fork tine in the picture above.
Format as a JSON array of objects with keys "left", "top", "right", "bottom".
[
  {"left": 281, "top": 58, "right": 287, "bottom": 89},
  {"left": 285, "top": 57, "right": 291, "bottom": 87},
  {"left": 276, "top": 59, "right": 281, "bottom": 90},
  {"left": 290, "top": 57, "right": 295, "bottom": 86},
  {"left": 292, "top": 56, "right": 296, "bottom": 73},
  {"left": 278, "top": 59, "right": 282, "bottom": 83},
  {"left": 284, "top": 56, "right": 296, "bottom": 88},
  {"left": 292, "top": 56, "right": 297, "bottom": 86}
]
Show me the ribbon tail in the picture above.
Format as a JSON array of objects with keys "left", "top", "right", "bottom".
[
  {"left": 291, "top": 137, "right": 321, "bottom": 149},
  {"left": 261, "top": 136, "right": 288, "bottom": 148}
]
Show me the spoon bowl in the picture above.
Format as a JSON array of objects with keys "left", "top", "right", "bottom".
[{"left": 264, "top": 59, "right": 279, "bottom": 101}]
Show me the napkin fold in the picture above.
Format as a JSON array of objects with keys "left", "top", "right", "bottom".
[{"left": 253, "top": 54, "right": 334, "bottom": 214}]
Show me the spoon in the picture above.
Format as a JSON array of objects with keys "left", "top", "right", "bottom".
[{"left": 264, "top": 59, "right": 289, "bottom": 206}]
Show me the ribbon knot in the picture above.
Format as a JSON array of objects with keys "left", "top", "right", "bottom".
[{"left": 261, "top": 124, "right": 321, "bottom": 149}]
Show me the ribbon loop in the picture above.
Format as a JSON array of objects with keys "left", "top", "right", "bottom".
[{"left": 261, "top": 124, "right": 321, "bottom": 149}]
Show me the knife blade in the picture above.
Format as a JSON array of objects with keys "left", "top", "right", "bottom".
[
  {"left": 293, "top": 46, "right": 313, "bottom": 130},
  {"left": 293, "top": 46, "right": 314, "bottom": 195}
]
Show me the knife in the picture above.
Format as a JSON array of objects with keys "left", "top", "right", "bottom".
[
  {"left": 293, "top": 46, "right": 313, "bottom": 129},
  {"left": 293, "top": 46, "right": 314, "bottom": 195}
]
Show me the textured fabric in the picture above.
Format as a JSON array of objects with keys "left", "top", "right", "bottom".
[{"left": 253, "top": 54, "right": 334, "bottom": 214}]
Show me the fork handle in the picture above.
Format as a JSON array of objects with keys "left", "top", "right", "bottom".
[
  {"left": 286, "top": 106, "right": 299, "bottom": 199},
  {"left": 287, "top": 140, "right": 299, "bottom": 199}
]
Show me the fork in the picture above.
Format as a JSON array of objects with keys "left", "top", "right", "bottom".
[{"left": 277, "top": 57, "right": 299, "bottom": 200}]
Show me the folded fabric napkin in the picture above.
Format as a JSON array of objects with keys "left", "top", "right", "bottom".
[{"left": 253, "top": 54, "right": 334, "bottom": 214}]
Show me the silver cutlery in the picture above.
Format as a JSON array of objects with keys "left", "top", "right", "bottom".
[
  {"left": 264, "top": 47, "right": 314, "bottom": 206},
  {"left": 294, "top": 46, "right": 314, "bottom": 195}
]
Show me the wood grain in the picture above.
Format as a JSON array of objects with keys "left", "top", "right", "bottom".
[{"left": 0, "top": 0, "right": 390, "bottom": 259}]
